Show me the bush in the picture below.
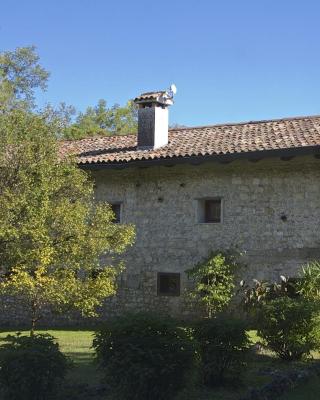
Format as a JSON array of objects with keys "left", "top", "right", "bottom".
[
  {"left": 0, "top": 333, "right": 70, "bottom": 400},
  {"left": 299, "top": 261, "right": 320, "bottom": 301},
  {"left": 93, "top": 313, "right": 197, "bottom": 400},
  {"left": 256, "top": 296, "right": 320, "bottom": 361},
  {"left": 186, "top": 251, "right": 242, "bottom": 318},
  {"left": 241, "top": 276, "right": 300, "bottom": 309},
  {"left": 193, "top": 315, "right": 250, "bottom": 387}
]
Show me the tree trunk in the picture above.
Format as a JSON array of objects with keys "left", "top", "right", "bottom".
[
  {"left": 30, "top": 317, "right": 36, "bottom": 337},
  {"left": 30, "top": 301, "right": 40, "bottom": 336}
]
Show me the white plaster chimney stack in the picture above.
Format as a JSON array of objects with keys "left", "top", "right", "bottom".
[{"left": 134, "top": 85, "right": 176, "bottom": 150}]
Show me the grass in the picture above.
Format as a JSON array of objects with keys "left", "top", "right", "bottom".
[{"left": 0, "top": 329, "right": 319, "bottom": 399}]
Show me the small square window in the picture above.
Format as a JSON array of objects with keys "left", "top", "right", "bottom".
[
  {"left": 205, "top": 199, "right": 221, "bottom": 223},
  {"left": 157, "top": 273, "right": 180, "bottom": 296},
  {"left": 110, "top": 203, "right": 121, "bottom": 223},
  {"left": 197, "top": 198, "right": 222, "bottom": 223}
]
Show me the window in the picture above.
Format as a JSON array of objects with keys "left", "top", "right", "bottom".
[
  {"left": 110, "top": 203, "right": 121, "bottom": 223},
  {"left": 204, "top": 199, "right": 221, "bottom": 223},
  {"left": 157, "top": 273, "right": 180, "bottom": 296},
  {"left": 197, "top": 198, "right": 222, "bottom": 223}
]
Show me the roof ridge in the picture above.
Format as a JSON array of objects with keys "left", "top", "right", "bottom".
[
  {"left": 60, "top": 114, "right": 320, "bottom": 143},
  {"left": 168, "top": 114, "right": 320, "bottom": 132},
  {"left": 60, "top": 132, "right": 136, "bottom": 143}
]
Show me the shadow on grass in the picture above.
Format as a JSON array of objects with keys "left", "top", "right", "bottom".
[
  {"left": 280, "top": 376, "right": 320, "bottom": 400},
  {"left": 65, "top": 352, "right": 102, "bottom": 386},
  {"left": 65, "top": 351, "right": 95, "bottom": 364},
  {"left": 193, "top": 351, "right": 320, "bottom": 400}
]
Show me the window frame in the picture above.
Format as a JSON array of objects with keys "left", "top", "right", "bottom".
[
  {"left": 110, "top": 202, "right": 122, "bottom": 224},
  {"left": 196, "top": 197, "right": 223, "bottom": 224},
  {"left": 157, "top": 272, "right": 181, "bottom": 297}
]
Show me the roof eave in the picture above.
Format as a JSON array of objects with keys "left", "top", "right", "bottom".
[{"left": 78, "top": 145, "right": 320, "bottom": 170}]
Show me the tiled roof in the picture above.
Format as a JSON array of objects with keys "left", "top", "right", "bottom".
[
  {"left": 134, "top": 91, "right": 166, "bottom": 102},
  {"left": 134, "top": 91, "right": 174, "bottom": 106},
  {"left": 59, "top": 115, "right": 320, "bottom": 167}
]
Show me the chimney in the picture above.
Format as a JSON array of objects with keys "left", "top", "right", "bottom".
[{"left": 134, "top": 85, "right": 176, "bottom": 150}]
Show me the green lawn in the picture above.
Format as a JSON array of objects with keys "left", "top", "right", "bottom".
[{"left": 0, "top": 329, "right": 319, "bottom": 399}]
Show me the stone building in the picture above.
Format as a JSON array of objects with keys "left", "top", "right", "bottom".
[{"left": 61, "top": 89, "right": 320, "bottom": 317}]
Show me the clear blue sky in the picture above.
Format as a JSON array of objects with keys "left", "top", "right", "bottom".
[{"left": 1, "top": 0, "right": 320, "bottom": 127}]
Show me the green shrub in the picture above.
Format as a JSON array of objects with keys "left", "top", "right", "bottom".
[
  {"left": 241, "top": 276, "right": 300, "bottom": 309},
  {"left": 186, "top": 251, "right": 242, "bottom": 318},
  {"left": 93, "top": 313, "right": 198, "bottom": 400},
  {"left": 0, "top": 333, "right": 70, "bottom": 400},
  {"left": 299, "top": 261, "right": 320, "bottom": 301},
  {"left": 256, "top": 296, "right": 320, "bottom": 361},
  {"left": 193, "top": 315, "right": 250, "bottom": 387}
]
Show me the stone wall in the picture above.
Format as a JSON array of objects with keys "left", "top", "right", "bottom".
[
  {"left": 92, "top": 155, "right": 320, "bottom": 318},
  {"left": 2, "top": 155, "right": 319, "bottom": 327}
]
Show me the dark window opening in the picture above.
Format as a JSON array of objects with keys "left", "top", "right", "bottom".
[
  {"left": 110, "top": 203, "right": 121, "bottom": 223},
  {"left": 91, "top": 267, "right": 104, "bottom": 279},
  {"left": 204, "top": 199, "right": 221, "bottom": 223},
  {"left": 157, "top": 273, "right": 180, "bottom": 296}
]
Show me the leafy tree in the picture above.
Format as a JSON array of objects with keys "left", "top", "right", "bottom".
[
  {"left": 0, "top": 110, "right": 135, "bottom": 334},
  {"left": 0, "top": 45, "right": 139, "bottom": 139},
  {"left": 0, "top": 46, "right": 49, "bottom": 112},
  {"left": 41, "top": 102, "right": 77, "bottom": 138},
  {"left": 107, "top": 101, "right": 138, "bottom": 134},
  {"left": 185, "top": 251, "right": 241, "bottom": 318},
  {"left": 65, "top": 99, "right": 108, "bottom": 138},
  {"left": 63, "top": 99, "right": 138, "bottom": 139}
]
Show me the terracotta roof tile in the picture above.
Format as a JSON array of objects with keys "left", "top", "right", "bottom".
[
  {"left": 133, "top": 91, "right": 166, "bottom": 102},
  {"left": 59, "top": 115, "right": 320, "bottom": 166}
]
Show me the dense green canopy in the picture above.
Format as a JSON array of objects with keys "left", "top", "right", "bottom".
[{"left": 0, "top": 110, "right": 135, "bottom": 332}]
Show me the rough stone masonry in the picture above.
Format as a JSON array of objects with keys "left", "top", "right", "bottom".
[
  {"left": 93, "top": 154, "right": 320, "bottom": 318},
  {"left": 3, "top": 88, "right": 320, "bottom": 325}
]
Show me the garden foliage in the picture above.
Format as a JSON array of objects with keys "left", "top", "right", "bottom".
[
  {"left": 186, "top": 251, "right": 241, "bottom": 317},
  {"left": 242, "top": 269, "right": 320, "bottom": 361},
  {"left": 0, "top": 111, "right": 135, "bottom": 333},
  {"left": 256, "top": 296, "right": 320, "bottom": 360},
  {"left": 0, "top": 333, "right": 70, "bottom": 400},
  {"left": 193, "top": 315, "right": 250, "bottom": 386},
  {"left": 93, "top": 313, "right": 197, "bottom": 400},
  {"left": 298, "top": 261, "right": 320, "bottom": 302}
]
